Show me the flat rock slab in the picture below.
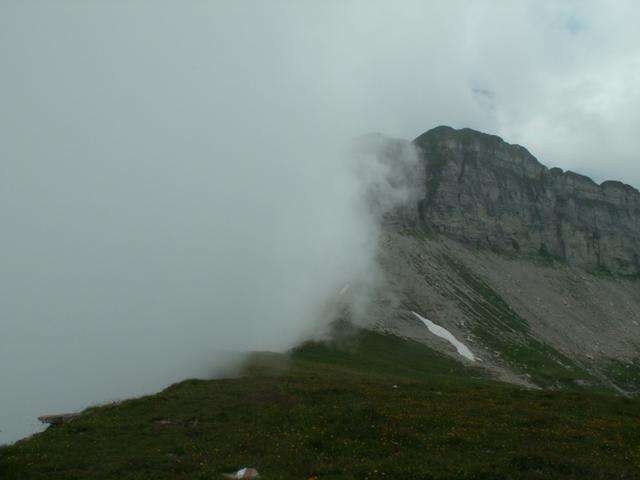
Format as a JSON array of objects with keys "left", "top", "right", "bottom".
[{"left": 38, "top": 413, "right": 80, "bottom": 426}]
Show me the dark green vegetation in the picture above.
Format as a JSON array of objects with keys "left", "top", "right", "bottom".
[
  {"left": 401, "top": 224, "right": 436, "bottom": 241},
  {"left": 604, "top": 358, "right": 640, "bottom": 394},
  {"left": 2, "top": 326, "right": 640, "bottom": 480}
]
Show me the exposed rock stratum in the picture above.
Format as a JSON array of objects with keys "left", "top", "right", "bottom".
[{"left": 415, "top": 126, "right": 640, "bottom": 276}]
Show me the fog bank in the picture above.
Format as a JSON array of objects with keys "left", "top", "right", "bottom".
[
  {"left": 0, "top": 2, "right": 418, "bottom": 443},
  {"left": 3, "top": 0, "right": 640, "bottom": 444}
]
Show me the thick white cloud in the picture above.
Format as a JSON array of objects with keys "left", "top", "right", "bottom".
[{"left": 1, "top": 0, "right": 639, "bottom": 444}]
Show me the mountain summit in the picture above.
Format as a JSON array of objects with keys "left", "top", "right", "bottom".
[
  {"left": 369, "top": 127, "right": 640, "bottom": 392},
  {"left": 414, "top": 126, "right": 640, "bottom": 276}
]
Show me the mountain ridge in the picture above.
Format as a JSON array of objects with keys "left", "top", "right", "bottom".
[
  {"left": 411, "top": 126, "right": 640, "bottom": 275},
  {"left": 417, "top": 125, "right": 639, "bottom": 192}
]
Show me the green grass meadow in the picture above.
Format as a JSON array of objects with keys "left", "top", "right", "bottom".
[{"left": 2, "top": 326, "right": 640, "bottom": 479}]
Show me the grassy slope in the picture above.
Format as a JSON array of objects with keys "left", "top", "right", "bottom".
[{"left": 1, "top": 327, "right": 640, "bottom": 480}]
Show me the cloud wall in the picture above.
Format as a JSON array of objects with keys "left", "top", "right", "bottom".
[{"left": 2, "top": 0, "right": 640, "bottom": 444}]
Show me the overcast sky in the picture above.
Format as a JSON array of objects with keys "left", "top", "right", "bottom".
[
  {"left": 3, "top": 1, "right": 640, "bottom": 184},
  {"left": 1, "top": 0, "right": 639, "bottom": 444}
]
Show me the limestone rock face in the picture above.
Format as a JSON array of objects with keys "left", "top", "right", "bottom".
[{"left": 413, "top": 126, "right": 640, "bottom": 275}]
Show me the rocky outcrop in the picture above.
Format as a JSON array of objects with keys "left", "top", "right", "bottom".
[
  {"left": 38, "top": 413, "right": 79, "bottom": 426},
  {"left": 413, "top": 126, "right": 640, "bottom": 275}
]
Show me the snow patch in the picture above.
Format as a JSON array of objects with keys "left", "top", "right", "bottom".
[{"left": 412, "top": 311, "right": 476, "bottom": 361}]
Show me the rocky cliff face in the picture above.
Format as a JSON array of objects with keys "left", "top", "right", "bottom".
[
  {"left": 413, "top": 126, "right": 640, "bottom": 275},
  {"left": 360, "top": 127, "right": 640, "bottom": 392}
]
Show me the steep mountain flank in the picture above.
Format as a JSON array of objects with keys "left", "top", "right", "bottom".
[
  {"left": 414, "top": 126, "right": 640, "bottom": 275},
  {"left": 373, "top": 231, "right": 640, "bottom": 392},
  {"left": 367, "top": 127, "right": 640, "bottom": 392}
]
